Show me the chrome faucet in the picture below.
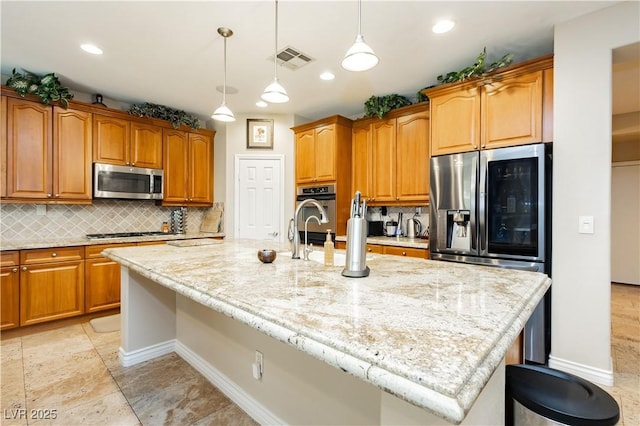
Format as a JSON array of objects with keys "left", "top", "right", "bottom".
[
  {"left": 304, "top": 215, "right": 321, "bottom": 260},
  {"left": 291, "top": 199, "right": 328, "bottom": 259}
]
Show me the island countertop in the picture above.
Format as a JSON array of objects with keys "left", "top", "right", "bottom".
[{"left": 104, "top": 239, "right": 550, "bottom": 424}]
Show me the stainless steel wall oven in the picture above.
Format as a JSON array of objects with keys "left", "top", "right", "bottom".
[{"left": 295, "top": 184, "right": 336, "bottom": 246}]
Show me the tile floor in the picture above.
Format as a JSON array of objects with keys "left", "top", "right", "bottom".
[{"left": 1, "top": 284, "right": 638, "bottom": 425}]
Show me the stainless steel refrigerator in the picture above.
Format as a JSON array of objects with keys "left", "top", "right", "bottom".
[{"left": 430, "top": 143, "right": 552, "bottom": 364}]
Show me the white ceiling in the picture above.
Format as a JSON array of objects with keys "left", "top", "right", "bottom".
[{"left": 0, "top": 0, "right": 634, "bottom": 123}]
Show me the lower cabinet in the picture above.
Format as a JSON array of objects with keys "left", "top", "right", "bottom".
[
  {"left": 85, "top": 243, "right": 136, "bottom": 313},
  {"left": 19, "top": 247, "right": 85, "bottom": 326},
  {"left": 336, "top": 241, "right": 429, "bottom": 259},
  {"left": 1, "top": 251, "right": 20, "bottom": 330}
]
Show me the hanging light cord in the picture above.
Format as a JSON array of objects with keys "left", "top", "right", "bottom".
[
  {"left": 273, "top": 0, "right": 279, "bottom": 79},
  {"left": 222, "top": 34, "right": 228, "bottom": 104},
  {"left": 357, "top": 0, "right": 362, "bottom": 35}
]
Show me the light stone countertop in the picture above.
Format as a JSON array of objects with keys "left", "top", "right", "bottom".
[
  {"left": 104, "top": 239, "right": 549, "bottom": 424},
  {"left": 336, "top": 234, "right": 429, "bottom": 249},
  {"left": 0, "top": 232, "right": 225, "bottom": 251}
]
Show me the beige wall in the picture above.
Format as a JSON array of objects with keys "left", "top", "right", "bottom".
[{"left": 550, "top": 1, "right": 640, "bottom": 383}]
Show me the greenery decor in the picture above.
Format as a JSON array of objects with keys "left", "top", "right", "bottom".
[
  {"left": 364, "top": 94, "right": 412, "bottom": 118},
  {"left": 6, "top": 68, "right": 74, "bottom": 107},
  {"left": 128, "top": 102, "right": 200, "bottom": 130},
  {"left": 436, "top": 47, "right": 514, "bottom": 85}
]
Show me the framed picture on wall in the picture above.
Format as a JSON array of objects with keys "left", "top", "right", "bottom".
[{"left": 247, "top": 119, "right": 274, "bottom": 149}]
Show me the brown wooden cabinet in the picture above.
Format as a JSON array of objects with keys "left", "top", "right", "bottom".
[
  {"left": 335, "top": 241, "right": 428, "bottom": 258},
  {"left": 4, "top": 98, "right": 92, "bottom": 202},
  {"left": 1, "top": 96, "right": 7, "bottom": 199},
  {"left": 426, "top": 55, "right": 553, "bottom": 156},
  {"left": 19, "top": 247, "right": 85, "bottom": 326},
  {"left": 163, "top": 129, "right": 214, "bottom": 206},
  {"left": 352, "top": 104, "right": 430, "bottom": 205},
  {"left": 293, "top": 116, "right": 352, "bottom": 185},
  {"left": 85, "top": 243, "right": 135, "bottom": 313},
  {"left": 93, "top": 115, "right": 163, "bottom": 168},
  {"left": 1, "top": 251, "right": 20, "bottom": 330}
]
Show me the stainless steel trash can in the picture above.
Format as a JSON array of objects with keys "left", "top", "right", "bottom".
[{"left": 506, "top": 364, "right": 620, "bottom": 426}]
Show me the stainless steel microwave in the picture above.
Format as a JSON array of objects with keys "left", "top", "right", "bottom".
[{"left": 93, "top": 163, "right": 163, "bottom": 200}]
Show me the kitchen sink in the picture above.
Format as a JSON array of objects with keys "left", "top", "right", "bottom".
[{"left": 281, "top": 250, "right": 362, "bottom": 267}]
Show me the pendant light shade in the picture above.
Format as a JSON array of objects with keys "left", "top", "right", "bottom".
[
  {"left": 262, "top": 0, "right": 289, "bottom": 103},
  {"left": 212, "top": 27, "right": 236, "bottom": 122},
  {"left": 342, "top": 0, "right": 379, "bottom": 72}
]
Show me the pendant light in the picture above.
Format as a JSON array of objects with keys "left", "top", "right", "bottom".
[
  {"left": 261, "top": 0, "right": 289, "bottom": 103},
  {"left": 341, "top": 0, "right": 379, "bottom": 72},
  {"left": 212, "top": 27, "right": 235, "bottom": 122}
]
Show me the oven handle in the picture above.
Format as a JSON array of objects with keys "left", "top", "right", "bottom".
[{"left": 296, "top": 194, "right": 336, "bottom": 201}]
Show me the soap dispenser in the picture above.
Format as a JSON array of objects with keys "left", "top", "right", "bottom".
[{"left": 324, "top": 229, "right": 334, "bottom": 266}]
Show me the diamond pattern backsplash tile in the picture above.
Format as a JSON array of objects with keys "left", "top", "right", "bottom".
[{"left": 0, "top": 200, "right": 222, "bottom": 241}]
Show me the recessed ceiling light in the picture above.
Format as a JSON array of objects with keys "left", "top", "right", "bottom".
[
  {"left": 256, "top": 100, "right": 268, "bottom": 108},
  {"left": 320, "top": 72, "right": 335, "bottom": 81},
  {"left": 80, "top": 43, "right": 103, "bottom": 55},
  {"left": 432, "top": 20, "right": 455, "bottom": 34}
]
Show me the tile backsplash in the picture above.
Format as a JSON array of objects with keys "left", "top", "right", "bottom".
[
  {"left": 366, "top": 206, "right": 430, "bottom": 237},
  {"left": 0, "top": 200, "right": 223, "bottom": 241}
]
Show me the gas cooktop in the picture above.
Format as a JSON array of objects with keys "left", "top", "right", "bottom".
[{"left": 85, "top": 231, "right": 172, "bottom": 239}]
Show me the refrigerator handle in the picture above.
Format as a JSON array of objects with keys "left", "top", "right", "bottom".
[
  {"left": 478, "top": 153, "right": 487, "bottom": 253},
  {"left": 470, "top": 153, "right": 478, "bottom": 253}
]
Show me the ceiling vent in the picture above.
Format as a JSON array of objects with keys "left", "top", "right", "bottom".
[{"left": 270, "top": 46, "right": 314, "bottom": 70}]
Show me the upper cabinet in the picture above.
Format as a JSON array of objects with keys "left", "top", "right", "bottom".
[
  {"left": 425, "top": 55, "right": 553, "bottom": 156},
  {"left": 352, "top": 103, "right": 430, "bottom": 206},
  {"left": 292, "top": 115, "right": 352, "bottom": 185},
  {"left": 162, "top": 129, "right": 214, "bottom": 206},
  {"left": 3, "top": 97, "right": 92, "bottom": 203},
  {"left": 93, "top": 115, "right": 162, "bottom": 169}
]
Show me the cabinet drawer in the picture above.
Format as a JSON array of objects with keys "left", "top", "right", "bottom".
[
  {"left": 86, "top": 243, "right": 136, "bottom": 258},
  {"left": 1, "top": 251, "right": 19, "bottom": 267},
  {"left": 365, "top": 244, "right": 384, "bottom": 254},
  {"left": 137, "top": 240, "right": 167, "bottom": 246},
  {"left": 383, "top": 246, "right": 428, "bottom": 258},
  {"left": 20, "top": 247, "right": 85, "bottom": 264}
]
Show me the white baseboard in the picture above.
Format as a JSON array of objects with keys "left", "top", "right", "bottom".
[
  {"left": 175, "top": 340, "right": 286, "bottom": 425},
  {"left": 548, "top": 355, "right": 614, "bottom": 386},
  {"left": 119, "top": 339, "right": 176, "bottom": 367}
]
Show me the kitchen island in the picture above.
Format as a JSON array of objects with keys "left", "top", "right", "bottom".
[{"left": 104, "top": 239, "right": 550, "bottom": 425}]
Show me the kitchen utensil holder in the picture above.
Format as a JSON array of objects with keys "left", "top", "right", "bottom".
[{"left": 170, "top": 207, "right": 187, "bottom": 234}]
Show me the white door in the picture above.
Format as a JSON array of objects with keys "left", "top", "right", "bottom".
[
  {"left": 236, "top": 156, "right": 284, "bottom": 241},
  {"left": 611, "top": 161, "right": 640, "bottom": 285}
]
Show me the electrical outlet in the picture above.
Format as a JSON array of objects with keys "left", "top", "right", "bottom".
[
  {"left": 252, "top": 350, "right": 263, "bottom": 380},
  {"left": 415, "top": 207, "right": 422, "bottom": 216}
]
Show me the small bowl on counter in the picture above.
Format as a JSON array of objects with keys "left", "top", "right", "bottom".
[{"left": 257, "top": 249, "right": 277, "bottom": 263}]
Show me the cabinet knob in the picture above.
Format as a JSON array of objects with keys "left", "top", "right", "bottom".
[
  {"left": 54, "top": 194, "right": 60, "bottom": 198},
  {"left": 22, "top": 266, "right": 27, "bottom": 272},
  {"left": 132, "top": 162, "right": 136, "bottom": 166},
  {"left": 51, "top": 252, "right": 57, "bottom": 257},
  {"left": 367, "top": 248, "right": 372, "bottom": 252},
  {"left": 12, "top": 268, "right": 17, "bottom": 273},
  {"left": 47, "top": 193, "right": 52, "bottom": 198},
  {"left": 396, "top": 197, "right": 400, "bottom": 200},
  {"left": 402, "top": 251, "right": 407, "bottom": 256}
]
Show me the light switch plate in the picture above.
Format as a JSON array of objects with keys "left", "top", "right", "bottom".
[{"left": 578, "top": 215, "right": 594, "bottom": 234}]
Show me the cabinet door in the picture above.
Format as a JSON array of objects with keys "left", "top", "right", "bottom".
[
  {"left": 6, "top": 98, "right": 52, "bottom": 198},
  {"left": 1, "top": 96, "right": 6, "bottom": 198},
  {"left": 352, "top": 122, "right": 372, "bottom": 199},
  {"left": 396, "top": 111, "right": 430, "bottom": 202},
  {"left": 371, "top": 118, "right": 397, "bottom": 202},
  {"left": 188, "top": 133, "right": 213, "bottom": 204},
  {"left": 383, "top": 246, "right": 428, "bottom": 259},
  {"left": 131, "top": 122, "right": 163, "bottom": 169},
  {"left": 482, "top": 71, "right": 543, "bottom": 149},
  {"left": 314, "top": 125, "right": 336, "bottom": 182},
  {"left": 53, "top": 107, "right": 92, "bottom": 200},
  {"left": 430, "top": 87, "right": 480, "bottom": 156},
  {"left": 20, "top": 260, "right": 84, "bottom": 326},
  {"left": 295, "top": 129, "right": 316, "bottom": 183},
  {"left": 163, "top": 129, "right": 188, "bottom": 203},
  {"left": 93, "top": 115, "right": 131, "bottom": 165},
  {"left": 85, "top": 257, "right": 121, "bottom": 312},
  {"left": 1, "top": 266, "right": 20, "bottom": 330}
]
